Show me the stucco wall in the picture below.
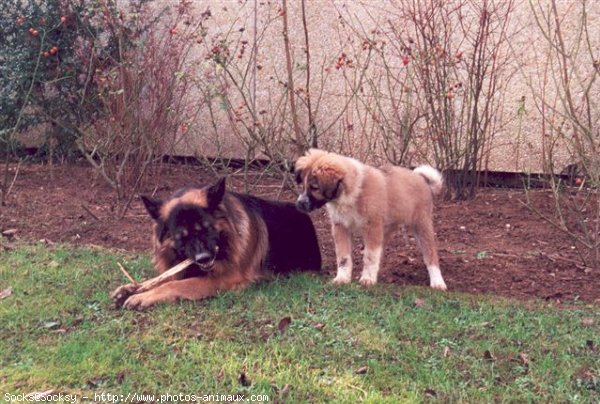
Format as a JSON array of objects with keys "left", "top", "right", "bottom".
[{"left": 161, "top": 0, "right": 600, "bottom": 173}]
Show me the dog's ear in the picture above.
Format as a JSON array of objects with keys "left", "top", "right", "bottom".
[
  {"left": 156, "top": 222, "right": 169, "bottom": 243},
  {"left": 293, "top": 167, "right": 304, "bottom": 184},
  {"left": 321, "top": 178, "right": 343, "bottom": 200},
  {"left": 140, "top": 195, "right": 163, "bottom": 221},
  {"left": 207, "top": 177, "right": 226, "bottom": 210},
  {"left": 141, "top": 195, "right": 169, "bottom": 242},
  {"left": 294, "top": 154, "right": 312, "bottom": 184}
]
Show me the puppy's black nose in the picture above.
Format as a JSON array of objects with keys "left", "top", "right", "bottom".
[
  {"left": 194, "top": 251, "right": 212, "bottom": 264},
  {"left": 296, "top": 195, "right": 311, "bottom": 212}
]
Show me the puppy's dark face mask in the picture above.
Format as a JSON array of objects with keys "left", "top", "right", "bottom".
[{"left": 294, "top": 169, "right": 342, "bottom": 213}]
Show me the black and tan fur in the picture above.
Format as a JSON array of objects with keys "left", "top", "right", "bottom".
[
  {"left": 294, "top": 149, "right": 447, "bottom": 290},
  {"left": 120, "top": 178, "right": 322, "bottom": 310}
]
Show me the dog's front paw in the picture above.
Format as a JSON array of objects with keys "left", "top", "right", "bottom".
[
  {"left": 427, "top": 265, "right": 447, "bottom": 291},
  {"left": 331, "top": 275, "right": 351, "bottom": 285},
  {"left": 430, "top": 279, "right": 447, "bottom": 291},
  {"left": 359, "top": 276, "right": 377, "bottom": 287},
  {"left": 123, "top": 291, "right": 163, "bottom": 310},
  {"left": 110, "top": 283, "right": 140, "bottom": 307}
]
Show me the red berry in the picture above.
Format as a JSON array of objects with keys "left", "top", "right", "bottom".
[{"left": 60, "top": 16, "right": 67, "bottom": 24}]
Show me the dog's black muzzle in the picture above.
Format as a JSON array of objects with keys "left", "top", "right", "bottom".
[
  {"left": 296, "top": 193, "right": 314, "bottom": 213},
  {"left": 190, "top": 246, "right": 220, "bottom": 271}
]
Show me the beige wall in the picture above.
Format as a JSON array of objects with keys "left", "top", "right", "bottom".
[{"left": 160, "top": 1, "right": 600, "bottom": 173}]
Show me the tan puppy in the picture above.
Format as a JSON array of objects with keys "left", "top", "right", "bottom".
[{"left": 294, "top": 149, "right": 447, "bottom": 290}]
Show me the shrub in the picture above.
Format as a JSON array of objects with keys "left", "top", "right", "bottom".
[{"left": 525, "top": 0, "right": 600, "bottom": 269}]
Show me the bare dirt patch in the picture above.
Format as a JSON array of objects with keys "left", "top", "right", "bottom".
[{"left": 1, "top": 163, "right": 598, "bottom": 303}]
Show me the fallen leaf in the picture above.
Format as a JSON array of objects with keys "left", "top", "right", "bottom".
[
  {"left": 116, "top": 371, "right": 126, "bottom": 385},
  {"left": 41, "top": 321, "right": 61, "bottom": 330},
  {"left": 217, "top": 368, "right": 224, "bottom": 382},
  {"left": 413, "top": 298, "right": 427, "bottom": 308},
  {"left": 518, "top": 352, "right": 530, "bottom": 366},
  {"left": 238, "top": 372, "right": 251, "bottom": 387},
  {"left": 354, "top": 366, "right": 368, "bottom": 374},
  {"left": 312, "top": 322, "right": 326, "bottom": 331},
  {"left": 280, "top": 384, "right": 291, "bottom": 397},
  {"left": 585, "top": 340, "right": 596, "bottom": 353},
  {"left": 87, "top": 378, "right": 103, "bottom": 388},
  {"left": 581, "top": 318, "right": 594, "bottom": 327},
  {"left": 278, "top": 316, "right": 292, "bottom": 334},
  {"left": 2, "top": 228, "right": 18, "bottom": 238},
  {"left": 0, "top": 287, "right": 12, "bottom": 300},
  {"left": 483, "top": 350, "right": 496, "bottom": 362},
  {"left": 72, "top": 315, "right": 85, "bottom": 327},
  {"left": 424, "top": 388, "right": 437, "bottom": 398},
  {"left": 443, "top": 346, "right": 451, "bottom": 358}
]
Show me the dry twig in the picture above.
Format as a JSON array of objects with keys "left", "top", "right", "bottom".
[
  {"left": 111, "top": 258, "right": 194, "bottom": 307},
  {"left": 117, "top": 262, "right": 137, "bottom": 284}
]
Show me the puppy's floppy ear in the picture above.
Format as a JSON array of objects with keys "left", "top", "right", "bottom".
[
  {"left": 207, "top": 177, "right": 226, "bottom": 210},
  {"left": 321, "top": 177, "right": 343, "bottom": 200},
  {"left": 294, "top": 154, "right": 312, "bottom": 184},
  {"left": 140, "top": 195, "right": 163, "bottom": 221},
  {"left": 294, "top": 167, "right": 304, "bottom": 184}
]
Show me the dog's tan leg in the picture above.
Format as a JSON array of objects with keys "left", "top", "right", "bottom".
[
  {"left": 414, "top": 219, "right": 447, "bottom": 290},
  {"left": 359, "top": 222, "right": 384, "bottom": 286},
  {"left": 332, "top": 223, "right": 353, "bottom": 284},
  {"left": 123, "top": 274, "right": 247, "bottom": 310}
]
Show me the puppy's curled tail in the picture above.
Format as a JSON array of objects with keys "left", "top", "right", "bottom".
[{"left": 414, "top": 165, "right": 443, "bottom": 196}]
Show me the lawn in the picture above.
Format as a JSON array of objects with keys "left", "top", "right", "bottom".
[{"left": 1, "top": 243, "right": 598, "bottom": 403}]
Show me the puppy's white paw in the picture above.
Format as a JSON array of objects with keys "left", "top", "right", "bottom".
[
  {"left": 332, "top": 275, "right": 351, "bottom": 285},
  {"left": 427, "top": 265, "right": 447, "bottom": 291},
  {"left": 359, "top": 276, "right": 377, "bottom": 287},
  {"left": 430, "top": 279, "right": 447, "bottom": 291}
]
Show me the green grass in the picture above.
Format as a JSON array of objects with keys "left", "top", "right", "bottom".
[{"left": 1, "top": 243, "right": 599, "bottom": 403}]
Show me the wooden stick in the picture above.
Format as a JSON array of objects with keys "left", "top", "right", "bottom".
[
  {"left": 117, "top": 262, "right": 137, "bottom": 284},
  {"left": 135, "top": 258, "right": 194, "bottom": 293},
  {"left": 111, "top": 258, "right": 195, "bottom": 307}
]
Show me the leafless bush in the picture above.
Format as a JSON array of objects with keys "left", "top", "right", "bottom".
[
  {"left": 524, "top": 0, "right": 600, "bottom": 268},
  {"left": 71, "top": 1, "right": 207, "bottom": 216},
  {"left": 332, "top": 1, "right": 515, "bottom": 199},
  {"left": 390, "top": 0, "right": 515, "bottom": 199}
]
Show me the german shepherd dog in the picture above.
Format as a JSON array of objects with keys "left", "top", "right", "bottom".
[
  {"left": 118, "top": 178, "right": 322, "bottom": 310},
  {"left": 294, "top": 149, "right": 447, "bottom": 290}
]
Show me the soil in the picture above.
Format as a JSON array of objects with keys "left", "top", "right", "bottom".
[{"left": 1, "top": 163, "right": 599, "bottom": 304}]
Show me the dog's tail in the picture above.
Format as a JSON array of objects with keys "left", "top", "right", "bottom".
[{"left": 413, "top": 165, "right": 443, "bottom": 196}]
